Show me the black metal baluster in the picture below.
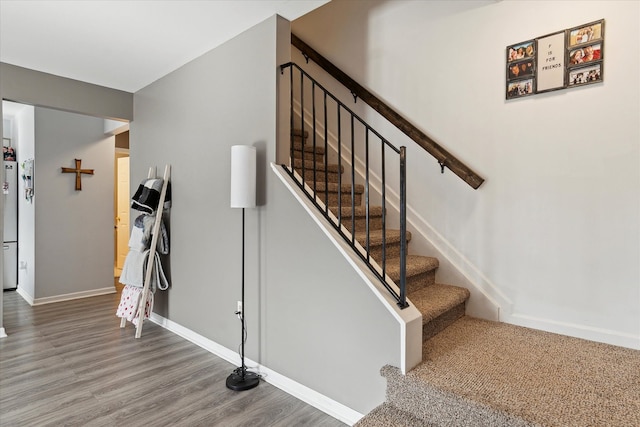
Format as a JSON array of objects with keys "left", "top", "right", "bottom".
[
  {"left": 350, "top": 115, "right": 356, "bottom": 242},
  {"left": 337, "top": 105, "right": 342, "bottom": 227},
  {"left": 289, "top": 65, "right": 294, "bottom": 174},
  {"left": 381, "top": 142, "right": 386, "bottom": 281},
  {"left": 365, "top": 128, "right": 370, "bottom": 262},
  {"left": 300, "top": 71, "right": 305, "bottom": 186},
  {"left": 323, "top": 91, "right": 329, "bottom": 209},
  {"left": 312, "top": 82, "right": 318, "bottom": 199},
  {"left": 399, "top": 146, "right": 408, "bottom": 308}
]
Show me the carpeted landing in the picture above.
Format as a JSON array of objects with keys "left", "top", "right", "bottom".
[{"left": 356, "top": 316, "right": 640, "bottom": 427}]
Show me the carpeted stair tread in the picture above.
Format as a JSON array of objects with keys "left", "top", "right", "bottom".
[
  {"left": 292, "top": 128, "right": 309, "bottom": 138},
  {"left": 292, "top": 158, "right": 343, "bottom": 173},
  {"left": 313, "top": 181, "right": 364, "bottom": 194},
  {"left": 381, "top": 363, "right": 532, "bottom": 427},
  {"left": 383, "top": 255, "right": 439, "bottom": 283},
  {"left": 351, "top": 229, "right": 412, "bottom": 263},
  {"left": 354, "top": 402, "right": 436, "bottom": 427},
  {"left": 332, "top": 205, "right": 384, "bottom": 218},
  {"left": 291, "top": 140, "right": 325, "bottom": 154},
  {"left": 409, "top": 283, "right": 470, "bottom": 324},
  {"left": 354, "top": 229, "right": 412, "bottom": 247},
  {"left": 301, "top": 171, "right": 341, "bottom": 185},
  {"left": 377, "top": 316, "right": 640, "bottom": 427}
]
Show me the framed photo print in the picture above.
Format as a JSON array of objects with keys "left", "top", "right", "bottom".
[
  {"left": 567, "top": 63, "right": 602, "bottom": 87},
  {"left": 506, "top": 78, "right": 534, "bottom": 99},
  {"left": 567, "top": 19, "right": 604, "bottom": 48},
  {"left": 507, "top": 39, "right": 535, "bottom": 63},
  {"left": 568, "top": 42, "right": 603, "bottom": 67},
  {"left": 507, "top": 60, "right": 535, "bottom": 80}
]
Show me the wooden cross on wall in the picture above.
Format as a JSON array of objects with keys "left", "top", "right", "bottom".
[{"left": 61, "top": 159, "right": 94, "bottom": 191}]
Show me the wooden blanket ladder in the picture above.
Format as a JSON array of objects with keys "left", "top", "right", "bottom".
[{"left": 119, "top": 164, "right": 171, "bottom": 338}]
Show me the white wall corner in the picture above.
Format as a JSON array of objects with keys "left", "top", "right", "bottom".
[
  {"left": 16, "top": 286, "right": 35, "bottom": 306},
  {"left": 104, "top": 119, "right": 129, "bottom": 136}
]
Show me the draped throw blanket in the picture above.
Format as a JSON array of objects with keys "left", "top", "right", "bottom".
[
  {"left": 120, "top": 213, "right": 170, "bottom": 292},
  {"left": 120, "top": 249, "right": 169, "bottom": 293},
  {"left": 131, "top": 178, "right": 172, "bottom": 214},
  {"left": 116, "top": 285, "right": 153, "bottom": 326},
  {"left": 134, "top": 214, "right": 169, "bottom": 255}
]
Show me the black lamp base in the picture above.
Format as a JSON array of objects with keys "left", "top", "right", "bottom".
[{"left": 226, "top": 368, "right": 260, "bottom": 391}]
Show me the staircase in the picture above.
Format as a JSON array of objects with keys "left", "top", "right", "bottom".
[
  {"left": 281, "top": 47, "right": 640, "bottom": 426},
  {"left": 289, "top": 130, "right": 640, "bottom": 427},
  {"left": 291, "top": 127, "right": 470, "bottom": 343}
]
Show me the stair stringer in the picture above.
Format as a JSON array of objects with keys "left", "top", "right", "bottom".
[
  {"left": 272, "top": 163, "right": 423, "bottom": 374},
  {"left": 292, "top": 101, "right": 510, "bottom": 322}
]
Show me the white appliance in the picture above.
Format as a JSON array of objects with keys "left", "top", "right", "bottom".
[{"left": 3, "top": 161, "right": 18, "bottom": 290}]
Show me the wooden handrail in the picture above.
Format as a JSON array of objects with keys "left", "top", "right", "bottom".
[{"left": 291, "top": 33, "right": 484, "bottom": 189}]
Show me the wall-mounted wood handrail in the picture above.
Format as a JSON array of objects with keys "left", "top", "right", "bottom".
[{"left": 291, "top": 33, "right": 484, "bottom": 189}]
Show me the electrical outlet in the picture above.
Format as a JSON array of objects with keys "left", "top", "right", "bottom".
[{"left": 236, "top": 301, "right": 243, "bottom": 318}]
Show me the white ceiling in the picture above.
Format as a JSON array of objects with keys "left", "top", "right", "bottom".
[{"left": 0, "top": 0, "right": 328, "bottom": 93}]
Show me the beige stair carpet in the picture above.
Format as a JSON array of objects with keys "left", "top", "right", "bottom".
[{"left": 377, "top": 316, "right": 640, "bottom": 427}]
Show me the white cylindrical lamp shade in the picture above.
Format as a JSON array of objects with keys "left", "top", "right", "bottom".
[{"left": 230, "top": 145, "right": 257, "bottom": 208}]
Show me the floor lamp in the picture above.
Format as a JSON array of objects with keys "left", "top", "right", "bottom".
[{"left": 227, "top": 145, "right": 260, "bottom": 391}]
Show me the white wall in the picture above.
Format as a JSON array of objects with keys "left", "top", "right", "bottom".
[
  {"left": 15, "top": 104, "right": 35, "bottom": 299},
  {"left": 2, "top": 119, "right": 10, "bottom": 139},
  {"left": 293, "top": 0, "right": 640, "bottom": 348}
]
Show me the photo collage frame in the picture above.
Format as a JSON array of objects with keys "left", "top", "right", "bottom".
[{"left": 506, "top": 19, "right": 604, "bottom": 99}]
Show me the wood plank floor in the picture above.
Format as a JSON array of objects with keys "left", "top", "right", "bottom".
[{"left": 0, "top": 288, "right": 346, "bottom": 426}]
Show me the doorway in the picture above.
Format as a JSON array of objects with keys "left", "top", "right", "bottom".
[{"left": 114, "top": 132, "right": 130, "bottom": 278}]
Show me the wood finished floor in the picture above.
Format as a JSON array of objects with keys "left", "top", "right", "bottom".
[{"left": 0, "top": 288, "right": 346, "bottom": 427}]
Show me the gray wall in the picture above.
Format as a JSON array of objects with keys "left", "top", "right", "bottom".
[
  {"left": 33, "top": 107, "right": 115, "bottom": 299},
  {"left": 0, "top": 63, "right": 133, "bottom": 121},
  {"left": 131, "top": 15, "right": 399, "bottom": 413},
  {"left": 0, "top": 15, "right": 397, "bottom": 415}
]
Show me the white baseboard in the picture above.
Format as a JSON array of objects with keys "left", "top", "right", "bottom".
[
  {"left": 16, "top": 286, "right": 34, "bottom": 305},
  {"left": 505, "top": 312, "right": 640, "bottom": 350},
  {"left": 22, "top": 287, "right": 116, "bottom": 306},
  {"left": 0, "top": 327, "right": 7, "bottom": 338},
  {"left": 150, "top": 313, "right": 364, "bottom": 426}
]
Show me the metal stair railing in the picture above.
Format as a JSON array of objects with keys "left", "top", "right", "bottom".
[{"left": 280, "top": 62, "right": 408, "bottom": 309}]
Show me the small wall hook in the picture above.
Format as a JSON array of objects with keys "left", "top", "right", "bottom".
[
  {"left": 302, "top": 53, "right": 310, "bottom": 64},
  {"left": 351, "top": 91, "right": 358, "bottom": 103}
]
